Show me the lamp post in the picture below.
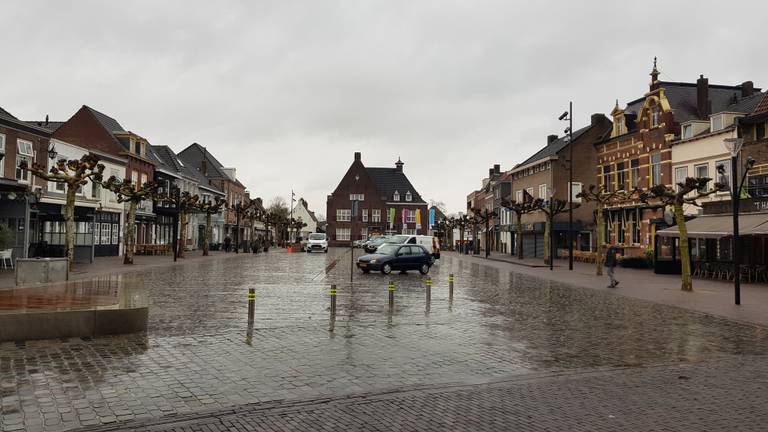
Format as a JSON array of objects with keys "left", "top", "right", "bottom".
[
  {"left": 559, "top": 102, "right": 574, "bottom": 271},
  {"left": 722, "top": 136, "right": 755, "bottom": 305}
]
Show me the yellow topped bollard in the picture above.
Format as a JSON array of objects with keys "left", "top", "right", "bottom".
[
  {"left": 388, "top": 280, "right": 395, "bottom": 311},
  {"left": 448, "top": 273, "right": 454, "bottom": 303}
]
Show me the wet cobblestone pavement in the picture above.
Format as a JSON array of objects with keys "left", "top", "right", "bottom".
[{"left": 1, "top": 248, "right": 768, "bottom": 431}]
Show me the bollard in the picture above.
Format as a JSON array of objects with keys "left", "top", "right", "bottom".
[
  {"left": 329, "top": 284, "right": 337, "bottom": 331},
  {"left": 388, "top": 280, "right": 395, "bottom": 312},
  {"left": 246, "top": 288, "right": 256, "bottom": 344},
  {"left": 425, "top": 277, "right": 432, "bottom": 313},
  {"left": 448, "top": 273, "right": 454, "bottom": 303}
]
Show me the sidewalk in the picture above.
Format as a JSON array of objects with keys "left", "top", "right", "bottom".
[
  {"left": 448, "top": 251, "right": 768, "bottom": 327},
  {"left": 0, "top": 249, "right": 265, "bottom": 289}
]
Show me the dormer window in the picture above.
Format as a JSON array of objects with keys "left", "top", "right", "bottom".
[
  {"left": 711, "top": 114, "right": 723, "bottom": 132},
  {"left": 650, "top": 105, "right": 661, "bottom": 128},
  {"left": 405, "top": 191, "right": 412, "bottom": 202},
  {"left": 393, "top": 190, "right": 400, "bottom": 201},
  {"left": 682, "top": 124, "right": 693, "bottom": 139},
  {"left": 615, "top": 116, "right": 625, "bottom": 135}
]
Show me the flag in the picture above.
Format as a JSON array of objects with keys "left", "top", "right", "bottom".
[
  {"left": 428, "top": 208, "right": 435, "bottom": 228},
  {"left": 389, "top": 208, "right": 395, "bottom": 229},
  {"left": 402, "top": 208, "right": 407, "bottom": 225},
  {"left": 416, "top": 209, "right": 422, "bottom": 229},
  {"left": 522, "top": 189, "right": 535, "bottom": 203}
]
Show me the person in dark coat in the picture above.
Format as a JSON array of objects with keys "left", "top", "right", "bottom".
[
  {"left": 605, "top": 245, "right": 619, "bottom": 288},
  {"left": 224, "top": 236, "right": 232, "bottom": 253}
]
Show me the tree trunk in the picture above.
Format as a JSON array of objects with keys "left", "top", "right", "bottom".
[
  {"left": 203, "top": 212, "right": 212, "bottom": 256},
  {"left": 64, "top": 185, "right": 77, "bottom": 269},
  {"left": 515, "top": 212, "right": 524, "bottom": 260},
  {"left": 675, "top": 204, "right": 693, "bottom": 291},
  {"left": 124, "top": 201, "right": 138, "bottom": 265},
  {"left": 459, "top": 227, "right": 464, "bottom": 252},
  {"left": 178, "top": 211, "right": 187, "bottom": 258},
  {"left": 595, "top": 206, "right": 605, "bottom": 276},
  {"left": 544, "top": 216, "right": 551, "bottom": 264}
]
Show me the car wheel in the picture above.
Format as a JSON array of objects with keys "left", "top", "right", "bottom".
[
  {"left": 306, "top": 249, "right": 311, "bottom": 253},
  {"left": 362, "top": 269, "right": 370, "bottom": 274},
  {"left": 324, "top": 248, "right": 328, "bottom": 253},
  {"left": 429, "top": 256, "right": 436, "bottom": 265},
  {"left": 419, "top": 263, "right": 430, "bottom": 275},
  {"left": 381, "top": 263, "right": 392, "bottom": 275}
]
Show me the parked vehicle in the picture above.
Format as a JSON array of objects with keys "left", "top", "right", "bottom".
[
  {"left": 363, "top": 236, "right": 391, "bottom": 253},
  {"left": 306, "top": 233, "right": 328, "bottom": 253},
  {"left": 356, "top": 244, "right": 433, "bottom": 275},
  {"left": 352, "top": 239, "right": 365, "bottom": 248},
  {"left": 384, "top": 235, "right": 440, "bottom": 262}
]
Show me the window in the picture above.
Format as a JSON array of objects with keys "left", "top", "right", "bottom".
[
  {"left": 526, "top": 188, "right": 534, "bottom": 199},
  {"left": 405, "top": 191, "right": 412, "bottom": 202},
  {"left": 650, "top": 105, "right": 661, "bottom": 128},
  {"left": 372, "top": 209, "right": 381, "bottom": 223},
  {"left": 538, "top": 184, "right": 547, "bottom": 199},
  {"left": 92, "top": 182, "right": 102, "bottom": 200},
  {"left": 336, "top": 209, "right": 351, "bottom": 222},
  {"left": 674, "top": 166, "right": 688, "bottom": 192},
  {"left": 695, "top": 164, "right": 709, "bottom": 193},
  {"left": 570, "top": 182, "right": 582, "bottom": 203},
  {"left": 109, "top": 169, "right": 120, "bottom": 203},
  {"left": 362, "top": 209, "right": 368, "bottom": 222},
  {"left": 682, "top": 124, "right": 693, "bottom": 139},
  {"left": 602, "top": 164, "right": 613, "bottom": 192},
  {"left": 140, "top": 142, "right": 146, "bottom": 157},
  {"left": 711, "top": 115, "right": 723, "bottom": 132},
  {"left": 406, "top": 210, "right": 416, "bottom": 223},
  {"left": 651, "top": 153, "right": 662, "bottom": 186},
  {"left": 131, "top": 170, "right": 139, "bottom": 190},
  {"left": 141, "top": 173, "right": 148, "bottom": 189},
  {"left": 55, "top": 182, "right": 65, "bottom": 192},
  {"left": 16, "top": 139, "right": 34, "bottom": 183},
  {"left": 757, "top": 122, "right": 766, "bottom": 139},
  {"left": 615, "top": 117, "right": 624, "bottom": 135},
  {"left": 349, "top": 193, "right": 364, "bottom": 201},
  {"left": 335, "top": 227, "right": 350, "bottom": 241},
  {"left": 393, "top": 191, "right": 400, "bottom": 201},
  {"left": 516, "top": 190, "right": 523, "bottom": 202},
  {"left": 631, "top": 211, "right": 641, "bottom": 244},
  {"left": 361, "top": 227, "right": 368, "bottom": 239},
  {"left": 616, "top": 161, "right": 626, "bottom": 191},
  {"left": 17, "top": 139, "right": 33, "bottom": 157},
  {"left": 716, "top": 159, "right": 730, "bottom": 188},
  {"left": 630, "top": 159, "right": 640, "bottom": 188}
]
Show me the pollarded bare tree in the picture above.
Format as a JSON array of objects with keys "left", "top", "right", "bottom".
[
  {"left": 500, "top": 198, "right": 544, "bottom": 259},
  {"left": 22, "top": 155, "right": 105, "bottom": 268},
  {"left": 102, "top": 176, "right": 160, "bottom": 264},
  {"left": 539, "top": 198, "right": 576, "bottom": 265},
  {"left": 638, "top": 177, "right": 726, "bottom": 291},
  {"left": 196, "top": 196, "right": 227, "bottom": 256},
  {"left": 576, "top": 185, "right": 634, "bottom": 276}
]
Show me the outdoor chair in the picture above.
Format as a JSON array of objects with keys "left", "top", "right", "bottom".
[{"left": 0, "top": 249, "right": 13, "bottom": 270}]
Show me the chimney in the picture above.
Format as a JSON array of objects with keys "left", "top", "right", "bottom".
[
  {"left": 493, "top": 164, "right": 500, "bottom": 174},
  {"left": 697, "top": 74, "right": 711, "bottom": 119},
  {"left": 591, "top": 113, "right": 603, "bottom": 126},
  {"left": 741, "top": 81, "right": 755, "bottom": 97},
  {"left": 489, "top": 168, "right": 494, "bottom": 177},
  {"left": 547, "top": 134, "right": 558, "bottom": 145},
  {"left": 354, "top": 151, "right": 361, "bottom": 162}
]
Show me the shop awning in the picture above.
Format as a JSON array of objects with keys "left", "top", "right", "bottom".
[{"left": 657, "top": 213, "right": 768, "bottom": 238}]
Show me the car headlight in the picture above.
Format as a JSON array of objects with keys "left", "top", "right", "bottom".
[{"left": 370, "top": 259, "right": 377, "bottom": 264}]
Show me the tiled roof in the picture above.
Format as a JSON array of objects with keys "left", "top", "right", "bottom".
[
  {"left": 177, "top": 143, "right": 230, "bottom": 179},
  {"left": 516, "top": 123, "right": 593, "bottom": 168},
  {"left": 85, "top": 106, "right": 126, "bottom": 133},
  {"left": 24, "top": 120, "right": 65, "bottom": 132},
  {"left": 152, "top": 144, "right": 224, "bottom": 195},
  {"left": 0, "top": 107, "right": 19, "bottom": 121},
  {"left": 365, "top": 167, "right": 426, "bottom": 204},
  {"left": 0, "top": 107, "right": 54, "bottom": 135},
  {"left": 751, "top": 92, "right": 768, "bottom": 115}
]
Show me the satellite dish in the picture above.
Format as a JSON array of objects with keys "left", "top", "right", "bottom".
[{"left": 663, "top": 208, "right": 674, "bottom": 225}]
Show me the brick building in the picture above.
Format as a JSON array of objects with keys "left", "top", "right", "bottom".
[
  {"left": 506, "top": 114, "right": 612, "bottom": 257},
  {"left": 327, "top": 152, "right": 428, "bottom": 246},
  {"left": 596, "top": 60, "right": 758, "bottom": 253},
  {"left": 0, "top": 107, "right": 52, "bottom": 259}
]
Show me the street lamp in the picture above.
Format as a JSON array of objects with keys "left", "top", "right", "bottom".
[
  {"left": 559, "top": 102, "right": 574, "bottom": 271},
  {"left": 721, "top": 135, "right": 755, "bottom": 305}
]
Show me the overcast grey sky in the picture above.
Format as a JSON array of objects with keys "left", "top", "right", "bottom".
[{"left": 3, "top": 1, "right": 767, "bottom": 214}]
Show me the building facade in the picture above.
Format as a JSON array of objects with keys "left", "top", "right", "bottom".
[{"left": 327, "top": 152, "right": 428, "bottom": 246}]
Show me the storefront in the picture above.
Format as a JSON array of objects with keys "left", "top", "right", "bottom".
[
  {"left": 0, "top": 184, "right": 33, "bottom": 260},
  {"left": 94, "top": 211, "right": 121, "bottom": 257},
  {"left": 34, "top": 202, "right": 95, "bottom": 263}
]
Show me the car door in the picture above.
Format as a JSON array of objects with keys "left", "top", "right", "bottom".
[
  {"left": 392, "top": 245, "right": 408, "bottom": 270},
  {"left": 405, "top": 246, "right": 423, "bottom": 270}
]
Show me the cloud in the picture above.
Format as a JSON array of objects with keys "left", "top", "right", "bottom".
[{"left": 2, "top": 0, "right": 766, "bottom": 214}]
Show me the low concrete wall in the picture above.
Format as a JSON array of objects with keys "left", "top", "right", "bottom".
[
  {"left": 15, "top": 258, "right": 69, "bottom": 285},
  {"left": 0, "top": 307, "right": 148, "bottom": 341}
]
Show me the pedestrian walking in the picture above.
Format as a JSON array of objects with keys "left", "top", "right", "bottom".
[
  {"left": 605, "top": 245, "right": 619, "bottom": 288},
  {"left": 224, "top": 236, "right": 232, "bottom": 253}
]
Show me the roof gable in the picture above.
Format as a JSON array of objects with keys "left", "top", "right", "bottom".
[
  {"left": 365, "top": 167, "right": 426, "bottom": 203},
  {"left": 516, "top": 123, "right": 594, "bottom": 168}
]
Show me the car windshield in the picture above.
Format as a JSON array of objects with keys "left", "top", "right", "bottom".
[
  {"left": 376, "top": 244, "right": 400, "bottom": 255},
  {"left": 387, "top": 235, "right": 410, "bottom": 244},
  {"left": 309, "top": 234, "right": 326, "bottom": 240},
  {"left": 372, "top": 237, "right": 389, "bottom": 244}
]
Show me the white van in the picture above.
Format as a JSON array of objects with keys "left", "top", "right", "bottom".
[{"left": 386, "top": 235, "right": 440, "bottom": 260}]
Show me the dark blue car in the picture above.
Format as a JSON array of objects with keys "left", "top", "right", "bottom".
[{"left": 357, "top": 244, "right": 432, "bottom": 275}]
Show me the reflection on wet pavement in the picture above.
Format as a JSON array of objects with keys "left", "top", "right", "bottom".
[{"left": 1, "top": 249, "right": 767, "bottom": 431}]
